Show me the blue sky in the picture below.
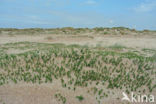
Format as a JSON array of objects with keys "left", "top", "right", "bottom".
[{"left": 0, "top": 0, "right": 156, "bottom": 30}]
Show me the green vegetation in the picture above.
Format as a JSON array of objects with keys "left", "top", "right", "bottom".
[
  {"left": 0, "top": 27, "right": 155, "bottom": 35},
  {"left": 0, "top": 42, "right": 155, "bottom": 103},
  {"left": 108, "top": 43, "right": 126, "bottom": 49},
  {"left": 76, "top": 95, "right": 84, "bottom": 101},
  {"left": 55, "top": 93, "right": 66, "bottom": 104}
]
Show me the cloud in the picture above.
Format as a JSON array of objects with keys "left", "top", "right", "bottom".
[
  {"left": 85, "top": 0, "right": 97, "bottom": 5},
  {"left": 134, "top": 0, "right": 156, "bottom": 12},
  {"left": 109, "top": 20, "right": 114, "bottom": 24}
]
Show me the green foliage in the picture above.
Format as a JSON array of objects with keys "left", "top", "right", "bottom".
[
  {"left": 109, "top": 43, "right": 126, "bottom": 49},
  {"left": 55, "top": 93, "right": 66, "bottom": 104},
  {"left": 76, "top": 95, "right": 84, "bottom": 101},
  {"left": 0, "top": 42, "right": 155, "bottom": 103}
]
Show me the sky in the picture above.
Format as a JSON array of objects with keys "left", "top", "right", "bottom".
[{"left": 0, "top": 0, "right": 156, "bottom": 30}]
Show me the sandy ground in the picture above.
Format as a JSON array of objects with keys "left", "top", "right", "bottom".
[
  {"left": 0, "top": 34, "right": 156, "bottom": 104},
  {"left": 0, "top": 83, "right": 127, "bottom": 104},
  {"left": 0, "top": 34, "right": 156, "bottom": 49},
  {"left": 0, "top": 83, "right": 155, "bottom": 104}
]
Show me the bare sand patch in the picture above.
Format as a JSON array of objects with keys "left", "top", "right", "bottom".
[
  {"left": 0, "top": 83, "right": 124, "bottom": 104},
  {"left": 0, "top": 34, "right": 156, "bottom": 49}
]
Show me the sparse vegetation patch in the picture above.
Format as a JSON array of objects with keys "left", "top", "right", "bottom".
[{"left": 0, "top": 42, "right": 155, "bottom": 104}]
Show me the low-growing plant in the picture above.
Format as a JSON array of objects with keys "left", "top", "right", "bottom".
[{"left": 76, "top": 95, "right": 84, "bottom": 101}]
